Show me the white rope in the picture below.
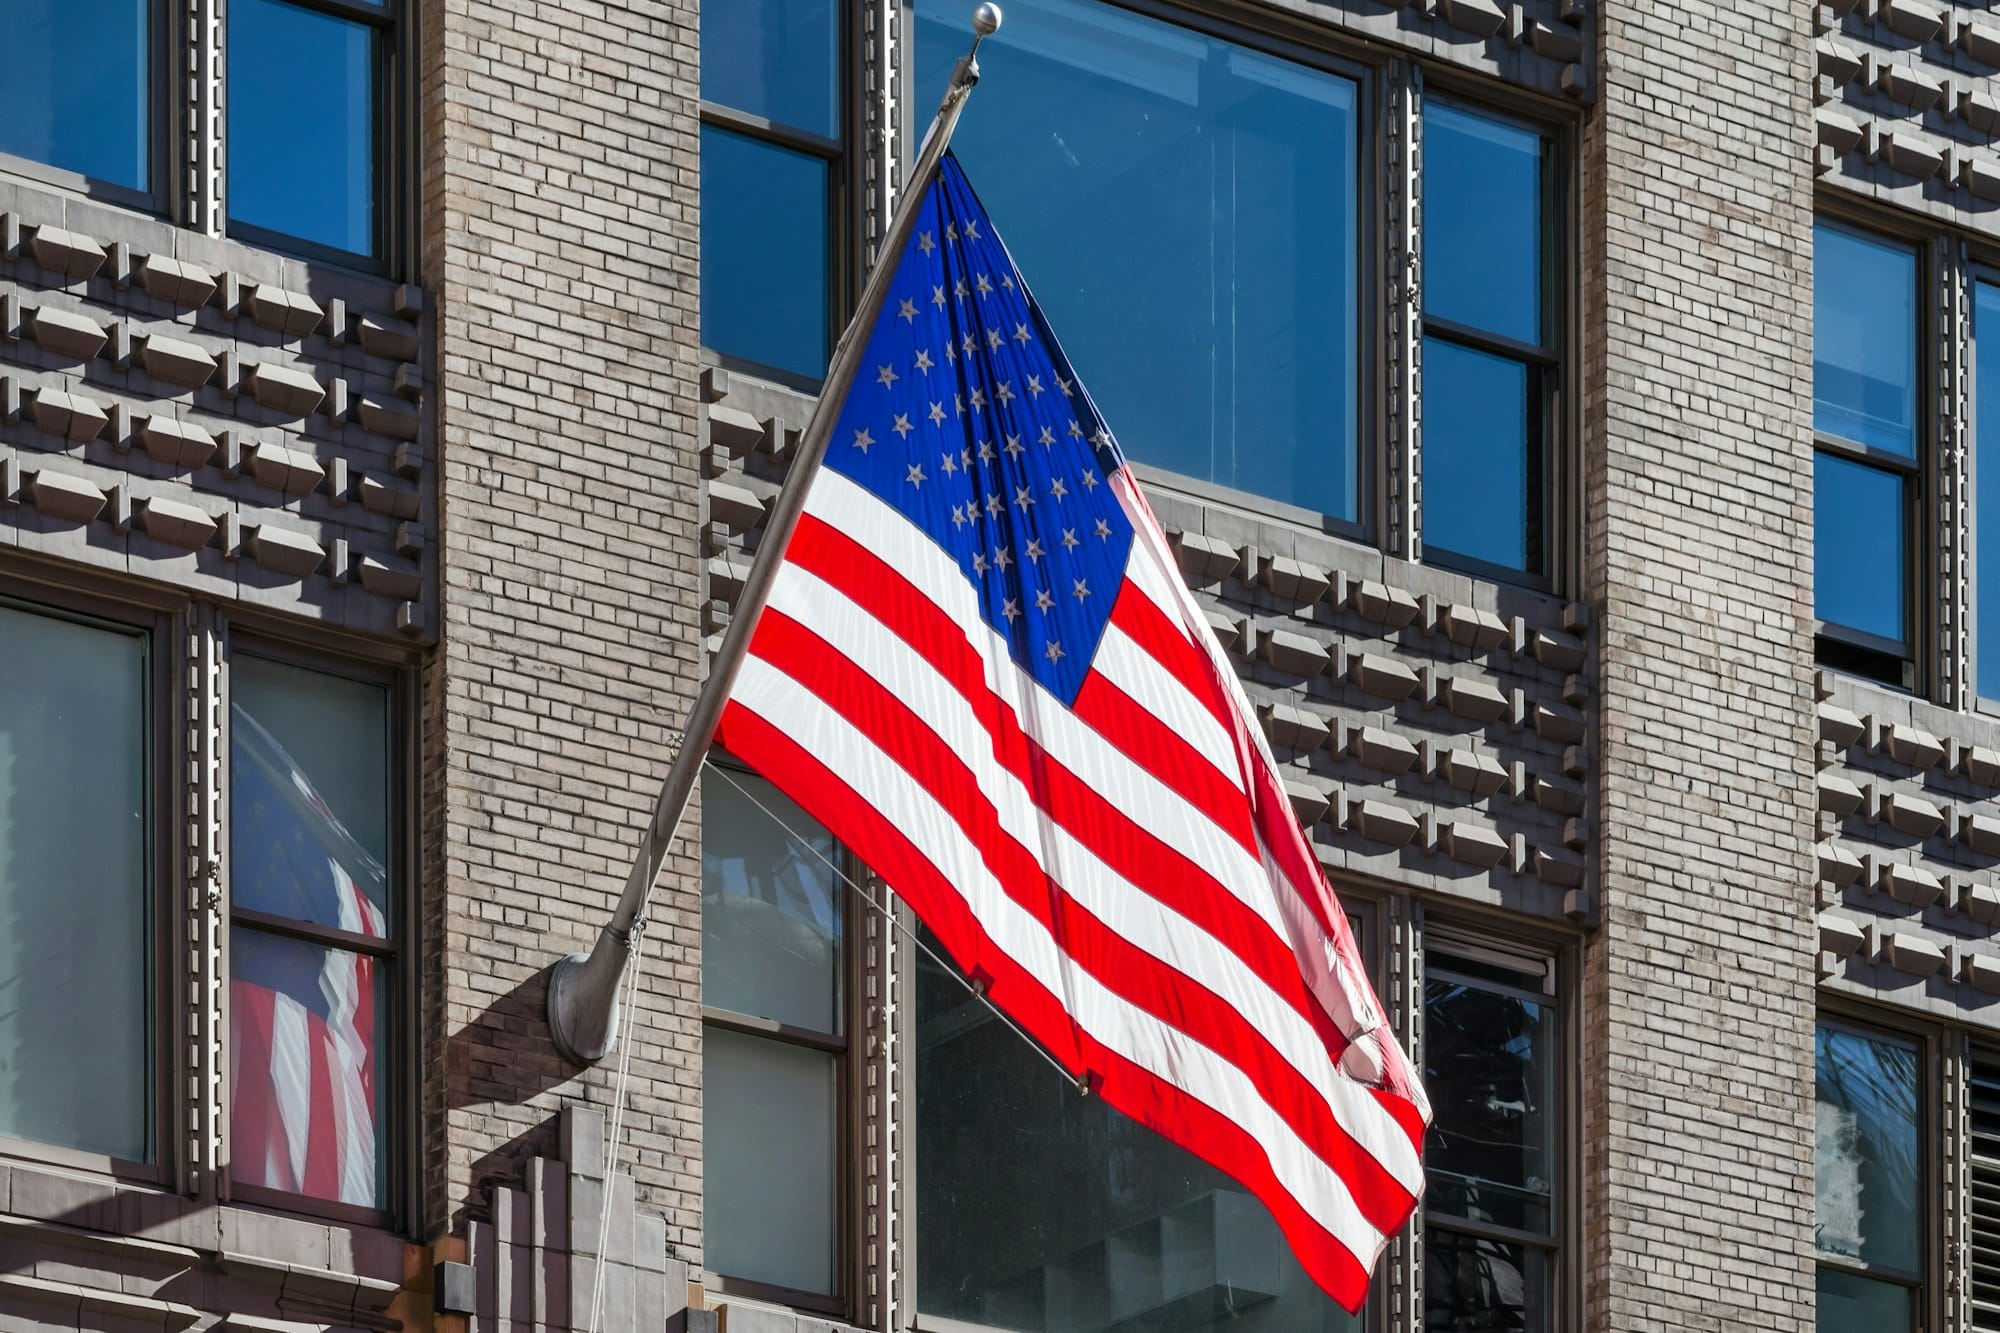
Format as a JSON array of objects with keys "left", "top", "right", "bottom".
[{"left": 586, "top": 910, "right": 649, "bottom": 1333}]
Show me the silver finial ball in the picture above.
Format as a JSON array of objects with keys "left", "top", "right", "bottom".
[{"left": 973, "top": 3, "right": 1003, "bottom": 36}]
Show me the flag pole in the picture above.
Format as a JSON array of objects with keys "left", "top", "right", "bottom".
[{"left": 547, "top": 4, "right": 1005, "bottom": 1065}]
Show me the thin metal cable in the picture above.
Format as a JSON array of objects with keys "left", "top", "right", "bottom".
[
  {"left": 586, "top": 912, "right": 649, "bottom": 1333},
  {"left": 703, "top": 759, "right": 1080, "bottom": 1092}
]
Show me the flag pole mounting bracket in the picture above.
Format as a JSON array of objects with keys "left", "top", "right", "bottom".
[{"left": 547, "top": 4, "right": 1003, "bottom": 1067}]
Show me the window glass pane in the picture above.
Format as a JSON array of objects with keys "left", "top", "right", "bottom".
[
  {"left": 232, "top": 656, "right": 392, "bottom": 930},
  {"left": 230, "top": 926, "right": 387, "bottom": 1207},
  {"left": 1424, "top": 961, "right": 1556, "bottom": 1236},
  {"left": 1423, "top": 1228, "right": 1551, "bottom": 1333},
  {"left": 0, "top": 605, "right": 150, "bottom": 1162},
  {"left": 1421, "top": 338, "right": 1538, "bottom": 574},
  {"left": 701, "top": 0, "right": 839, "bottom": 138},
  {"left": 228, "top": 0, "right": 377, "bottom": 256},
  {"left": 916, "top": 948, "right": 1362, "bottom": 1330},
  {"left": 702, "top": 126, "right": 830, "bottom": 380},
  {"left": 1, "top": 0, "right": 149, "bottom": 190},
  {"left": 704, "top": 1027, "right": 839, "bottom": 1294},
  {"left": 1813, "top": 452, "right": 1907, "bottom": 646},
  {"left": 1977, "top": 282, "right": 2000, "bottom": 699},
  {"left": 1815, "top": 222, "right": 1917, "bottom": 457},
  {"left": 1423, "top": 104, "right": 1543, "bottom": 346},
  {"left": 1817, "top": 1268, "right": 1912, "bottom": 1333},
  {"left": 702, "top": 767, "right": 843, "bottom": 1032},
  {"left": 919, "top": 0, "right": 1361, "bottom": 522},
  {"left": 1816, "top": 1024, "right": 1919, "bottom": 1274}
]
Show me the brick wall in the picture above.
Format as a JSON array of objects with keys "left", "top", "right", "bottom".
[
  {"left": 1582, "top": 0, "right": 1819, "bottom": 1327},
  {"left": 421, "top": 0, "right": 706, "bottom": 1260}
]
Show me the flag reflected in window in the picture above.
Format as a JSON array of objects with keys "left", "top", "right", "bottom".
[{"left": 228, "top": 656, "right": 395, "bottom": 1211}]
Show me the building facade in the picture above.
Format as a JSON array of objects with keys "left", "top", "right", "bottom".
[{"left": 0, "top": 0, "right": 1983, "bottom": 1329}]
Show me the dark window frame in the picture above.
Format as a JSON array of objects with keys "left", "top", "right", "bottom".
[
  {"left": 699, "top": 0, "right": 855, "bottom": 394},
  {"left": 1416, "top": 89, "right": 1568, "bottom": 593},
  {"left": 223, "top": 0, "right": 405, "bottom": 274},
  {"left": 0, "top": 576, "right": 179, "bottom": 1189},
  {"left": 699, "top": 755, "right": 859, "bottom": 1318},
  {"left": 1420, "top": 926, "right": 1568, "bottom": 1333},
  {"left": 218, "top": 627, "right": 417, "bottom": 1233},
  {"left": 0, "top": 0, "right": 175, "bottom": 215},
  {"left": 1811, "top": 209, "right": 1929, "bottom": 691},
  {"left": 1813, "top": 1008, "right": 1938, "bottom": 1333}
]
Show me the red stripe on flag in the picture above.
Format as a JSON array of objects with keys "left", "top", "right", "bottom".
[
  {"left": 714, "top": 700, "right": 1378, "bottom": 1308},
  {"left": 302, "top": 1011, "right": 341, "bottom": 1201},
  {"left": 739, "top": 611, "right": 1419, "bottom": 1233},
  {"left": 1105, "top": 578, "right": 1238, "bottom": 736},
  {"left": 229, "top": 980, "right": 288, "bottom": 1192}
]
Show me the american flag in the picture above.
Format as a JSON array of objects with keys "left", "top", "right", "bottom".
[
  {"left": 229, "top": 707, "right": 386, "bottom": 1208},
  {"left": 715, "top": 153, "right": 1430, "bottom": 1308}
]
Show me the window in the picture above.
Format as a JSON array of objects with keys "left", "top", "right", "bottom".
[
  {"left": 228, "top": 0, "right": 392, "bottom": 261},
  {"left": 1, "top": 0, "right": 154, "bottom": 198},
  {"left": 919, "top": 0, "right": 1363, "bottom": 526},
  {"left": 1975, "top": 280, "right": 2000, "bottom": 703},
  {"left": 0, "top": 600, "right": 154, "bottom": 1167},
  {"left": 1815, "top": 1021, "right": 1922, "bottom": 1332},
  {"left": 914, "top": 928, "right": 1368, "bottom": 1332},
  {"left": 1422, "top": 935, "right": 1561, "bottom": 1333},
  {"left": 1814, "top": 221, "right": 1919, "bottom": 684},
  {"left": 1420, "top": 102, "right": 1557, "bottom": 582},
  {"left": 228, "top": 653, "right": 399, "bottom": 1213},
  {"left": 701, "top": 764, "right": 848, "bottom": 1304},
  {"left": 0, "top": 0, "right": 401, "bottom": 267},
  {"left": 701, "top": 0, "right": 842, "bottom": 382}
]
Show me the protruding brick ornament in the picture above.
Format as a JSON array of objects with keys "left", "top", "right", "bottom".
[
  {"left": 247, "top": 524, "right": 325, "bottom": 577},
  {"left": 246, "top": 284, "right": 326, "bottom": 339},
  {"left": 137, "top": 254, "right": 217, "bottom": 309},
  {"left": 28, "top": 306, "right": 106, "bottom": 362},
  {"left": 140, "top": 334, "right": 219, "bottom": 389},
  {"left": 1348, "top": 799, "right": 1420, "bottom": 849},
  {"left": 25, "top": 469, "right": 105, "bottom": 523},
  {"left": 1260, "top": 703, "right": 1330, "bottom": 755},
  {"left": 31, "top": 388, "right": 108, "bottom": 443},
  {"left": 28, "top": 226, "right": 107, "bottom": 281},
  {"left": 138, "top": 498, "right": 219, "bottom": 550},
  {"left": 138, "top": 417, "right": 217, "bottom": 470},
  {"left": 245, "top": 362, "right": 326, "bottom": 417},
  {"left": 246, "top": 441, "right": 327, "bottom": 498}
]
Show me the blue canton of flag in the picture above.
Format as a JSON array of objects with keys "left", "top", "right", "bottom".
[{"left": 824, "top": 153, "right": 1134, "bottom": 705}]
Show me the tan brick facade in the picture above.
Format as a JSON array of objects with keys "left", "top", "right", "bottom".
[{"left": 4, "top": 0, "right": 2000, "bottom": 1329}]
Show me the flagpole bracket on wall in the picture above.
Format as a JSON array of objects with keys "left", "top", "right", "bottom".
[{"left": 545, "top": 5, "right": 1000, "bottom": 1068}]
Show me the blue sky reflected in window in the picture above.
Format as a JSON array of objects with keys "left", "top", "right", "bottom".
[
  {"left": 1814, "top": 452, "right": 1906, "bottom": 645},
  {"left": 1, "top": 0, "right": 149, "bottom": 191},
  {"left": 919, "top": 0, "right": 1360, "bottom": 523},
  {"left": 702, "top": 127, "right": 830, "bottom": 380},
  {"left": 1980, "top": 283, "right": 2000, "bottom": 699},
  {"left": 1423, "top": 105, "right": 1542, "bottom": 346},
  {"left": 229, "top": 0, "right": 376, "bottom": 256},
  {"left": 1815, "top": 222, "right": 1917, "bottom": 457},
  {"left": 702, "top": 0, "right": 839, "bottom": 137},
  {"left": 1421, "top": 339, "right": 1532, "bottom": 573}
]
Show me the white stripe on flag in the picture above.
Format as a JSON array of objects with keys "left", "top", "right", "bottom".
[{"left": 269, "top": 989, "right": 315, "bottom": 1193}]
